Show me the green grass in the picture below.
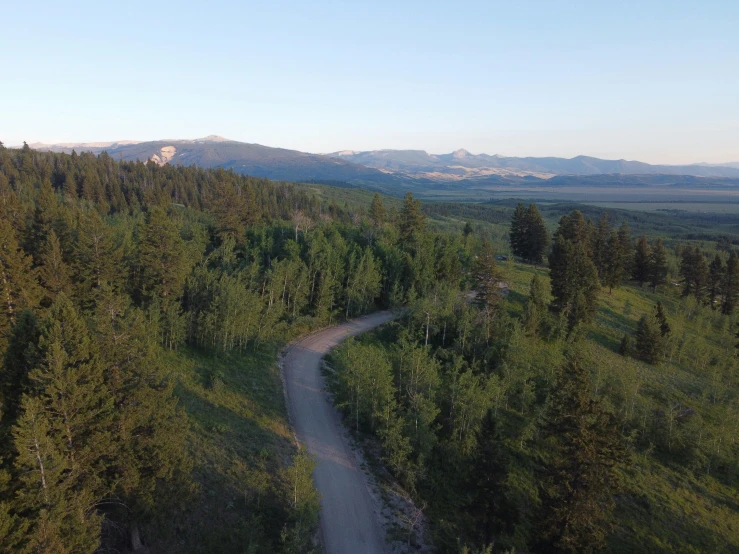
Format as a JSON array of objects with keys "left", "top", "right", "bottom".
[
  {"left": 501, "top": 261, "right": 739, "bottom": 553},
  {"left": 584, "top": 201, "right": 739, "bottom": 214},
  {"left": 157, "top": 345, "right": 294, "bottom": 553}
]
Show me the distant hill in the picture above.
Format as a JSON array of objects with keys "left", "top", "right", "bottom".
[
  {"left": 328, "top": 149, "right": 739, "bottom": 180},
  {"left": 33, "top": 137, "right": 401, "bottom": 185},
  {"left": 29, "top": 137, "right": 739, "bottom": 185}
]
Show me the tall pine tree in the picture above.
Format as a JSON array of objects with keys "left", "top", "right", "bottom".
[{"left": 535, "top": 355, "right": 627, "bottom": 554}]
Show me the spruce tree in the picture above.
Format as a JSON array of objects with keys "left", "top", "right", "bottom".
[
  {"left": 601, "top": 232, "right": 622, "bottom": 293},
  {"left": 467, "top": 410, "right": 517, "bottom": 546},
  {"left": 0, "top": 220, "right": 41, "bottom": 350},
  {"left": 522, "top": 274, "right": 549, "bottom": 335},
  {"left": 398, "top": 192, "right": 426, "bottom": 247},
  {"left": 0, "top": 172, "right": 25, "bottom": 235},
  {"left": 536, "top": 356, "right": 626, "bottom": 554},
  {"left": 632, "top": 235, "right": 650, "bottom": 286},
  {"left": 648, "top": 238, "right": 669, "bottom": 291},
  {"left": 616, "top": 222, "right": 633, "bottom": 276},
  {"left": 721, "top": 251, "right": 739, "bottom": 315},
  {"left": 38, "top": 230, "right": 72, "bottom": 303},
  {"left": 708, "top": 254, "right": 725, "bottom": 309},
  {"left": 591, "top": 214, "right": 611, "bottom": 279},
  {"left": 526, "top": 203, "right": 550, "bottom": 265},
  {"left": 548, "top": 234, "right": 600, "bottom": 333},
  {"left": 473, "top": 241, "right": 505, "bottom": 334},
  {"left": 634, "top": 313, "right": 664, "bottom": 365},
  {"left": 509, "top": 203, "right": 528, "bottom": 260},
  {"left": 91, "top": 286, "right": 193, "bottom": 546},
  {"left": 619, "top": 334, "right": 634, "bottom": 357},
  {"left": 137, "top": 207, "right": 190, "bottom": 303},
  {"left": 24, "top": 178, "right": 58, "bottom": 265},
  {"left": 556, "top": 211, "right": 592, "bottom": 252},
  {"left": 12, "top": 395, "right": 103, "bottom": 553},
  {"left": 655, "top": 302, "right": 671, "bottom": 337},
  {"left": 75, "top": 210, "right": 122, "bottom": 302},
  {"left": 0, "top": 310, "right": 40, "bottom": 433},
  {"left": 680, "top": 246, "right": 708, "bottom": 301},
  {"left": 369, "top": 193, "right": 386, "bottom": 229},
  {"left": 28, "top": 294, "right": 114, "bottom": 495}
]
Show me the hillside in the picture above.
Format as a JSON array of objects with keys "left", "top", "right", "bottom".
[
  {"left": 329, "top": 149, "right": 739, "bottom": 180},
  {"left": 28, "top": 138, "right": 739, "bottom": 187},
  {"left": 33, "top": 137, "right": 402, "bottom": 185}
]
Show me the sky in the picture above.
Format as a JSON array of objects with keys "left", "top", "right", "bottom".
[{"left": 2, "top": 0, "right": 738, "bottom": 164}]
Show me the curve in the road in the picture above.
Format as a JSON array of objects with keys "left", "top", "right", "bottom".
[{"left": 282, "top": 311, "right": 395, "bottom": 554}]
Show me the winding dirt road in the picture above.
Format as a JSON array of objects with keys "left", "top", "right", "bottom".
[{"left": 283, "top": 311, "right": 395, "bottom": 554}]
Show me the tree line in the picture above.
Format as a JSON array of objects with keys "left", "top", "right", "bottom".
[{"left": 0, "top": 143, "right": 469, "bottom": 552}]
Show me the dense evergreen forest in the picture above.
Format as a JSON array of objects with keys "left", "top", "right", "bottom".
[
  {"left": 0, "top": 144, "right": 465, "bottom": 552},
  {"left": 1, "top": 143, "right": 738, "bottom": 553}
]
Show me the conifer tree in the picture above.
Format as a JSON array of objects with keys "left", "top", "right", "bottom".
[
  {"left": 467, "top": 410, "right": 517, "bottom": 546},
  {"left": 616, "top": 222, "right": 633, "bottom": 275},
  {"left": 91, "top": 285, "right": 193, "bottom": 546},
  {"left": 601, "top": 232, "right": 622, "bottom": 293},
  {"left": 0, "top": 220, "right": 41, "bottom": 350},
  {"left": 399, "top": 192, "right": 426, "bottom": 247},
  {"left": 601, "top": 223, "right": 633, "bottom": 293},
  {"left": 211, "top": 181, "right": 248, "bottom": 243},
  {"left": 634, "top": 312, "right": 665, "bottom": 365},
  {"left": 680, "top": 246, "right": 708, "bottom": 301},
  {"left": 75, "top": 210, "right": 122, "bottom": 301},
  {"left": 0, "top": 172, "right": 24, "bottom": 235},
  {"left": 618, "top": 334, "right": 634, "bottom": 357},
  {"left": 28, "top": 294, "right": 113, "bottom": 489},
  {"left": 522, "top": 274, "right": 549, "bottom": 335},
  {"left": 63, "top": 172, "right": 78, "bottom": 199},
  {"left": 369, "top": 193, "right": 386, "bottom": 230},
  {"left": 655, "top": 302, "right": 671, "bottom": 337},
  {"left": 536, "top": 356, "right": 626, "bottom": 554},
  {"left": 12, "top": 395, "right": 103, "bottom": 553},
  {"left": 556, "top": 211, "right": 592, "bottom": 251},
  {"left": 592, "top": 214, "right": 612, "bottom": 279},
  {"left": 648, "top": 238, "right": 669, "bottom": 291},
  {"left": 632, "top": 235, "right": 651, "bottom": 286},
  {"left": 473, "top": 241, "right": 505, "bottom": 330},
  {"left": 548, "top": 233, "right": 600, "bottom": 333},
  {"left": 0, "top": 310, "right": 40, "bottom": 431},
  {"left": 721, "top": 251, "right": 739, "bottom": 315},
  {"left": 708, "top": 254, "right": 725, "bottom": 309},
  {"left": 38, "top": 230, "right": 72, "bottom": 303},
  {"left": 25, "top": 179, "right": 58, "bottom": 265},
  {"left": 137, "top": 207, "right": 190, "bottom": 302},
  {"left": 511, "top": 204, "right": 549, "bottom": 264},
  {"left": 526, "top": 203, "right": 550, "bottom": 265},
  {"left": 509, "top": 203, "right": 528, "bottom": 259}
]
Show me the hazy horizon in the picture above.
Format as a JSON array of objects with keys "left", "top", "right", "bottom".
[
  {"left": 3, "top": 0, "right": 737, "bottom": 165},
  {"left": 8, "top": 136, "right": 738, "bottom": 167}
]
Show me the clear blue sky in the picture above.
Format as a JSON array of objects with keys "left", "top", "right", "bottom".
[{"left": 3, "top": 0, "right": 738, "bottom": 164}]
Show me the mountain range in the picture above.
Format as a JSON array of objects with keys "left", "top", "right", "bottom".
[
  {"left": 26, "top": 136, "right": 739, "bottom": 185},
  {"left": 327, "top": 149, "right": 739, "bottom": 180}
]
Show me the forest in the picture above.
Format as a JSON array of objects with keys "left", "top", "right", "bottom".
[
  {"left": 0, "top": 142, "right": 738, "bottom": 553},
  {"left": 328, "top": 205, "right": 739, "bottom": 553}
]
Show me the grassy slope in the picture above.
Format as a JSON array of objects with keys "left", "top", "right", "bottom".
[
  {"left": 503, "top": 262, "right": 739, "bottom": 554},
  {"left": 158, "top": 345, "right": 294, "bottom": 553}
]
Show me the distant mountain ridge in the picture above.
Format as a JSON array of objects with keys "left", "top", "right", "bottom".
[
  {"left": 27, "top": 136, "right": 739, "bottom": 183},
  {"left": 327, "top": 149, "right": 739, "bottom": 180},
  {"left": 32, "top": 137, "right": 399, "bottom": 184}
]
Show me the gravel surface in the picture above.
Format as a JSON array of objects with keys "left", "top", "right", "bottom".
[{"left": 282, "top": 312, "right": 395, "bottom": 554}]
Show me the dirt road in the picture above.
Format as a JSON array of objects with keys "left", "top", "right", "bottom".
[{"left": 282, "top": 311, "right": 395, "bottom": 554}]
